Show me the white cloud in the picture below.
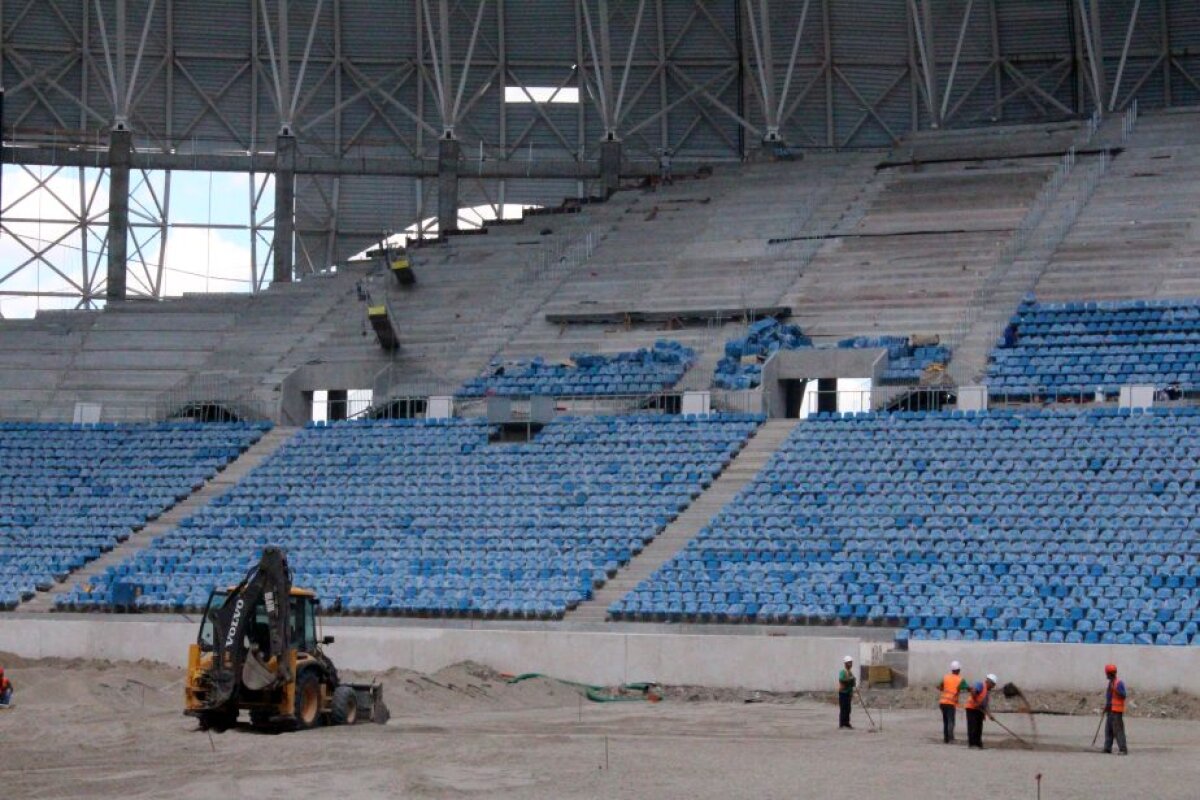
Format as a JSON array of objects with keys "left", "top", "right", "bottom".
[{"left": 0, "top": 165, "right": 262, "bottom": 318}]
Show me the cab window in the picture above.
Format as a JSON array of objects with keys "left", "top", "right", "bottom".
[{"left": 198, "top": 590, "right": 228, "bottom": 649}]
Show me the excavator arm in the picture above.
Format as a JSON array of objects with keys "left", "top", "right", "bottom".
[{"left": 205, "top": 546, "right": 293, "bottom": 709}]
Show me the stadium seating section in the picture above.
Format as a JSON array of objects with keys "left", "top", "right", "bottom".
[
  {"left": 615, "top": 408, "right": 1200, "bottom": 646},
  {"left": 715, "top": 319, "right": 811, "bottom": 390},
  {"left": 70, "top": 414, "right": 761, "bottom": 617},
  {"left": 714, "top": 323, "right": 949, "bottom": 389},
  {"left": 457, "top": 341, "right": 696, "bottom": 397},
  {"left": 987, "top": 298, "right": 1200, "bottom": 396},
  {"left": 0, "top": 422, "right": 269, "bottom": 610},
  {"left": 837, "top": 336, "right": 950, "bottom": 382}
]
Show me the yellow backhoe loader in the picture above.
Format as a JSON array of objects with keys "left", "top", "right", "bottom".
[{"left": 184, "top": 547, "right": 388, "bottom": 731}]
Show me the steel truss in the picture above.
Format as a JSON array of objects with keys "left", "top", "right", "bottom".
[{"left": 1, "top": 0, "right": 1199, "bottom": 311}]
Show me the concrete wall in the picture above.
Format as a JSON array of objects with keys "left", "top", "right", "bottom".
[
  {"left": 0, "top": 617, "right": 857, "bottom": 692},
  {"left": 762, "top": 348, "right": 887, "bottom": 417},
  {"left": 7, "top": 617, "right": 1198, "bottom": 693},
  {"left": 910, "top": 641, "right": 1200, "bottom": 694},
  {"left": 774, "top": 347, "right": 886, "bottom": 382}
]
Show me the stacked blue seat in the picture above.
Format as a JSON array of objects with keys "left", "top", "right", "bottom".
[
  {"left": 987, "top": 297, "right": 1200, "bottom": 396},
  {"left": 457, "top": 340, "right": 696, "bottom": 397},
  {"left": 715, "top": 319, "right": 811, "bottom": 390},
  {"left": 74, "top": 413, "right": 762, "bottom": 618},
  {"left": 0, "top": 421, "right": 268, "bottom": 610},
  {"left": 838, "top": 336, "right": 950, "bottom": 382},
  {"left": 615, "top": 408, "right": 1200, "bottom": 646}
]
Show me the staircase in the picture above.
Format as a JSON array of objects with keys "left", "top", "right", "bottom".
[
  {"left": 947, "top": 116, "right": 1130, "bottom": 385},
  {"left": 20, "top": 426, "right": 299, "bottom": 612},
  {"left": 569, "top": 418, "right": 800, "bottom": 623}
]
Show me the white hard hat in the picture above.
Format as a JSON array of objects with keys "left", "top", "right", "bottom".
[
  {"left": 950, "top": 660, "right": 961, "bottom": 671},
  {"left": 843, "top": 655, "right": 854, "bottom": 663},
  {"left": 986, "top": 673, "right": 998, "bottom": 684}
]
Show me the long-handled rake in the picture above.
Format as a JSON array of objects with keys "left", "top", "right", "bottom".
[
  {"left": 988, "top": 713, "right": 1033, "bottom": 748},
  {"left": 855, "top": 687, "right": 879, "bottom": 732},
  {"left": 1091, "top": 711, "right": 1108, "bottom": 748}
]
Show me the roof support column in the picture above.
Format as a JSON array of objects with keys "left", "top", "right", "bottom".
[
  {"left": 106, "top": 128, "right": 132, "bottom": 301},
  {"left": 437, "top": 136, "right": 460, "bottom": 235},
  {"left": 273, "top": 133, "right": 296, "bottom": 284},
  {"left": 600, "top": 137, "right": 621, "bottom": 195}
]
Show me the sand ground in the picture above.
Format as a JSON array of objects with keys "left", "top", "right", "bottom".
[{"left": 2, "top": 655, "right": 1198, "bottom": 800}]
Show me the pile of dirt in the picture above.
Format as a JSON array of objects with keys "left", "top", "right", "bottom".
[{"left": 343, "top": 661, "right": 588, "bottom": 714}]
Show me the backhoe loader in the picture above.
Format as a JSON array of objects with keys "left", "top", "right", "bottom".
[{"left": 184, "top": 547, "right": 388, "bottom": 731}]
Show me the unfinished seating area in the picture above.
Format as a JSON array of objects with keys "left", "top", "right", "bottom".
[
  {"left": 987, "top": 298, "right": 1200, "bottom": 396},
  {"left": 71, "top": 414, "right": 761, "bottom": 617},
  {"left": 615, "top": 409, "right": 1200, "bottom": 646},
  {"left": 0, "top": 422, "right": 269, "bottom": 609},
  {"left": 457, "top": 341, "right": 696, "bottom": 398}
]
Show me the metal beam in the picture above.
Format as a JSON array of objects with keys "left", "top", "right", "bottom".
[
  {"left": 1109, "top": 0, "right": 1142, "bottom": 112},
  {"left": 940, "top": 0, "right": 973, "bottom": 123}
]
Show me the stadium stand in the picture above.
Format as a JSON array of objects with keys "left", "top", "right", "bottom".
[
  {"left": 837, "top": 336, "right": 951, "bottom": 382},
  {"left": 714, "top": 319, "right": 812, "bottom": 390},
  {"left": 66, "top": 414, "right": 762, "bottom": 617},
  {"left": 457, "top": 341, "right": 696, "bottom": 398},
  {"left": 0, "top": 422, "right": 269, "bottom": 610},
  {"left": 615, "top": 408, "right": 1200, "bottom": 646},
  {"left": 987, "top": 298, "right": 1200, "bottom": 396},
  {"left": 1032, "top": 109, "right": 1200, "bottom": 302}
]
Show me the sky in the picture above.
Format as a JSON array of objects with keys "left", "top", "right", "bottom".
[
  {"left": 3, "top": 164, "right": 540, "bottom": 316},
  {"left": 0, "top": 165, "right": 270, "bottom": 319}
]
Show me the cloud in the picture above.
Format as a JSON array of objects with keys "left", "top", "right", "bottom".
[{"left": 0, "top": 165, "right": 262, "bottom": 318}]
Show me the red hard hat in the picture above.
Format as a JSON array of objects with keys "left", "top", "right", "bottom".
[{"left": 1104, "top": 663, "right": 1117, "bottom": 674}]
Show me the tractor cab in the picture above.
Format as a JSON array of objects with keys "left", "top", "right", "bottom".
[{"left": 198, "top": 586, "right": 327, "bottom": 657}]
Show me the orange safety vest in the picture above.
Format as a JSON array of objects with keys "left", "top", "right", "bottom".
[
  {"left": 939, "top": 673, "right": 964, "bottom": 707},
  {"left": 1108, "top": 679, "right": 1126, "bottom": 714},
  {"left": 965, "top": 682, "right": 989, "bottom": 712}
]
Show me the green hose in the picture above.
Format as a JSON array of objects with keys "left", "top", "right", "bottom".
[{"left": 505, "top": 673, "right": 661, "bottom": 703}]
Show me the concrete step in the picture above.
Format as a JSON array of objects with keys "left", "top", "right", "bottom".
[
  {"left": 18, "top": 426, "right": 300, "bottom": 612},
  {"left": 567, "top": 418, "right": 800, "bottom": 622}
]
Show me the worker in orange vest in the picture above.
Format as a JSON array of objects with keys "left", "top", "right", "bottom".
[
  {"left": 964, "top": 673, "right": 997, "bottom": 749},
  {"left": 1103, "top": 664, "right": 1128, "bottom": 755},
  {"left": 937, "top": 660, "right": 968, "bottom": 743},
  {"left": 0, "top": 664, "right": 12, "bottom": 706}
]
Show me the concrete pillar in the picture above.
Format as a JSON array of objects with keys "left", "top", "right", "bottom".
[
  {"left": 273, "top": 133, "right": 296, "bottom": 284},
  {"left": 599, "top": 138, "right": 622, "bottom": 196},
  {"left": 106, "top": 128, "right": 133, "bottom": 302},
  {"left": 437, "top": 137, "right": 460, "bottom": 235}
]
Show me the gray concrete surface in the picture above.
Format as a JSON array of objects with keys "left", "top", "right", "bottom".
[{"left": 2, "top": 655, "right": 1198, "bottom": 800}]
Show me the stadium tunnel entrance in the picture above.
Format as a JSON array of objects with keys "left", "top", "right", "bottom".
[{"left": 762, "top": 348, "right": 886, "bottom": 418}]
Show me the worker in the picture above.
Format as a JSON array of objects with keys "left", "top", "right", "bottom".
[
  {"left": 0, "top": 665, "right": 12, "bottom": 706},
  {"left": 659, "top": 149, "right": 673, "bottom": 186},
  {"left": 937, "top": 660, "right": 968, "bottom": 743},
  {"left": 1103, "top": 664, "right": 1129, "bottom": 755},
  {"left": 965, "top": 673, "right": 997, "bottom": 749},
  {"left": 837, "top": 655, "right": 856, "bottom": 729}
]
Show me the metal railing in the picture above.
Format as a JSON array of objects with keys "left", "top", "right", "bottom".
[
  {"left": 944, "top": 102, "right": 1138, "bottom": 371},
  {"left": 158, "top": 373, "right": 274, "bottom": 422}
]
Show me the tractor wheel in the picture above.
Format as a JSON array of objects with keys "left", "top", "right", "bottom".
[
  {"left": 197, "top": 707, "right": 238, "bottom": 733},
  {"left": 249, "top": 709, "right": 275, "bottom": 729},
  {"left": 331, "top": 685, "right": 359, "bottom": 726},
  {"left": 293, "top": 670, "right": 323, "bottom": 730},
  {"left": 372, "top": 698, "right": 391, "bottom": 725}
]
